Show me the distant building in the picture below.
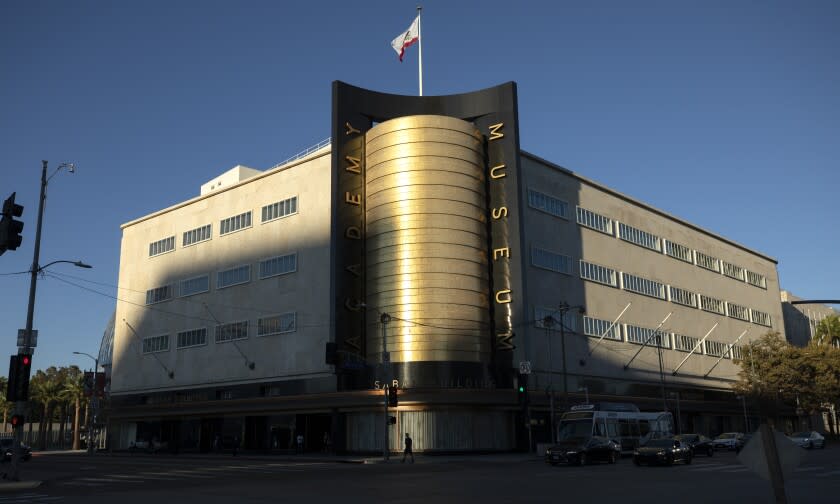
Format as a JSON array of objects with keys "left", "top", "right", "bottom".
[
  {"left": 780, "top": 290, "right": 840, "bottom": 347},
  {"left": 108, "top": 82, "right": 785, "bottom": 453}
]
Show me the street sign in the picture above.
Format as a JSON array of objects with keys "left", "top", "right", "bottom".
[
  {"left": 519, "top": 361, "right": 531, "bottom": 374},
  {"left": 16, "top": 329, "right": 37, "bottom": 348}
]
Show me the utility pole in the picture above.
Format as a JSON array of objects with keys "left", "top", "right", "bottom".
[{"left": 544, "top": 315, "right": 556, "bottom": 444}]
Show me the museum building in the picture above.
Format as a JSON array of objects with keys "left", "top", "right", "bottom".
[{"left": 108, "top": 82, "right": 784, "bottom": 453}]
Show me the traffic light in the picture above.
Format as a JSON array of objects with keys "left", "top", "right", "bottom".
[
  {"left": 10, "top": 414, "right": 25, "bottom": 427},
  {"left": 0, "top": 192, "right": 24, "bottom": 255},
  {"left": 517, "top": 372, "right": 529, "bottom": 407},
  {"left": 6, "top": 354, "right": 33, "bottom": 402},
  {"left": 388, "top": 387, "right": 398, "bottom": 407}
]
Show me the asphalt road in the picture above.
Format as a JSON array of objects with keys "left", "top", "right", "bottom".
[{"left": 1, "top": 445, "right": 838, "bottom": 503}]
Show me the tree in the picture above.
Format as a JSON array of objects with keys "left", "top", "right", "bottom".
[
  {"left": 813, "top": 314, "right": 840, "bottom": 347},
  {"left": 734, "top": 331, "right": 840, "bottom": 421},
  {"left": 29, "top": 367, "right": 64, "bottom": 450},
  {"left": 0, "top": 376, "right": 10, "bottom": 427},
  {"left": 59, "top": 367, "right": 85, "bottom": 450}
]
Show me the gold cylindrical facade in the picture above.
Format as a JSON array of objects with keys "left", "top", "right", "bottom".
[{"left": 365, "top": 115, "right": 490, "bottom": 364}]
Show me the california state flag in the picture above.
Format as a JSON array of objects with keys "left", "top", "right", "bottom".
[{"left": 391, "top": 15, "right": 420, "bottom": 62}]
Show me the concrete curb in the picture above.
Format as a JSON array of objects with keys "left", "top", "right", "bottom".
[{"left": 0, "top": 480, "right": 43, "bottom": 492}]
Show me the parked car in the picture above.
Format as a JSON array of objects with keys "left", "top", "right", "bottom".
[
  {"left": 633, "top": 438, "right": 692, "bottom": 466},
  {"left": 711, "top": 432, "right": 744, "bottom": 451},
  {"left": 735, "top": 433, "right": 753, "bottom": 453},
  {"left": 787, "top": 431, "right": 825, "bottom": 450},
  {"left": 544, "top": 435, "right": 621, "bottom": 466},
  {"left": 674, "top": 434, "right": 714, "bottom": 457},
  {"left": 0, "top": 438, "right": 32, "bottom": 462}
]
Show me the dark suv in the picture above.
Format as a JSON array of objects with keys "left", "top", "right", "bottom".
[{"left": 0, "top": 438, "right": 32, "bottom": 461}]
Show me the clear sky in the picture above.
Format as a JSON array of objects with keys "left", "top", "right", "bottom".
[{"left": 1, "top": 0, "right": 838, "bottom": 373}]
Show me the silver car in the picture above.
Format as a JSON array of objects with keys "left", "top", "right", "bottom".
[
  {"left": 711, "top": 432, "right": 744, "bottom": 451},
  {"left": 787, "top": 431, "right": 825, "bottom": 449}
]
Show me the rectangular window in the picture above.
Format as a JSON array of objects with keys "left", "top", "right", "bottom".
[
  {"left": 259, "top": 253, "right": 297, "bottom": 279},
  {"left": 142, "top": 334, "right": 169, "bottom": 353},
  {"left": 726, "top": 302, "right": 750, "bottom": 321},
  {"left": 576, "top": 206, "right": 614, "bottom": 235},
  {"left": 695, "top": 251, "right": 720, "bottom": 273},
  {"left": 579, "top": 260, "right": 618, "bottom": 287},
  {"left": 179, "top": 275, "right": 209, "bottom": 297},
  {"left": 262, "top": 196, "right": 298, "bottom": 223},
  {"left": 621, "top": 272, "right": 665, "bottom": 300},
  {"left": 699, "top": 294, "right": 726, "bottom": 315},
  {"left": 618, "top": 223, "right": 662, "bottom": 252},
  {"left": 182, "top": 224, "right": 212, "bottom": 247},
  {"left": 220, "top": 211, "right": 252, "bottom": 235},
  {"left": 668, "top": 285, "right": 697, "bottom": 308},
  {"left": 527, "top": 189, "right": 569, "bottom": 219},
  {"left": 722, "top": 261, "right": 746, "bottom": 281},
  {"left": 625, "top": 324, "right": 670, "bottom": 348},
  {"left": 746, "top": 270, "right": 767, "bottom": 289},
  {"left": 705, "top": 340, "right": 728, "bottom": 358},
  {"left": 217, "top": 265, "right": 251, "bottom": 289},
  {"left": 664, "top": 240, "right": 693, "bottom": 263},
  {"left": 177, "top": 328, "right": 207, "bottom": 349},
  {"left": 145, "top": 285, "right": 173, "bottom": 305},
  {"left": 149, "top": 236, "right": 175, "bottom": 257},
  {"left": 583, "top": 316, "right": 622, "bottom": 341},
  {"left": 751, "top": 309, "right": 772, "bottom": 327},
  {"left": 257, "top": 313, "right": 296, "bottom": 336},
  {"left": 531, "top": 247, "right": 572, "bottom": 275},
  {"left": 730, "top": 345, "right": 743, "bottom": 360},
  {"left": 673, "top": 333, "right": 701, "bottom": 353},
  {"left": 534, "top": 307, "right": 578, "bottom": 332},
  {"left": 215, "top": 321, "right": 249, "bottom": 343}
]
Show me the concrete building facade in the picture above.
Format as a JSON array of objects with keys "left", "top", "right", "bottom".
[{"left": 108, "top": 82, "right": 785, "bottom": 453}]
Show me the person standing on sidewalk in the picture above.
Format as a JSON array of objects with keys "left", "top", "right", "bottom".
[{"left": 402, "top": 433, "right": 414, "bottom": 463}]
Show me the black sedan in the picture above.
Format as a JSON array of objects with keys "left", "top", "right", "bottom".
[
  {"left": 674, "top": 433, "right": 714, "bottom": 457},
  {"left": 0, "top": 438, "right": 32, "bottom": 461},
  {"left": 545, "top": 436, "right": 621, "bottom": 466},
  {"left": 633, "top": 438, "right": 692, "bottom": 466}
]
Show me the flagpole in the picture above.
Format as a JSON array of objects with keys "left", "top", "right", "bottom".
[{"left": 417, "top": 5, "right": 423, "bottom": 96}]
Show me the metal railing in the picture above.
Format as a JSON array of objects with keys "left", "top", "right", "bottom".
[{"left": 270, "top": 137, "right": 331, "bottom": 171}]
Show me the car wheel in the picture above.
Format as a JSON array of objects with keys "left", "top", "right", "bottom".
[
  {"left": 609, "top": 452, "right": 617, "bottom": 464},
  {"left": 579, "top": 453, "right": 587, "bottom": 466}
]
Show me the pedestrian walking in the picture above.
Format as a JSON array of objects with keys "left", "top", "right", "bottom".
[
  {"left": 402, "top": 433, "right": 414, "bottom": 463},
  {"left": 296, "top": 433, "right": 304, "bottom": 454}
]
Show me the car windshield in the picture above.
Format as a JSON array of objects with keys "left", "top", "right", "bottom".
[
  {"left": 675, "top": 435, "right": 697, "bottom": 442},
  {"left": 791, "top": 432, "right": 811, "bottom": 438},
  {"left": 716, "top": 433, "right": 736, "bottom": 439},
  {"left": 557, "top": 419, "right": 592, "bottom": 441},
  {"left": 644, "top": 439, "right": 674, "bottom": 448}
]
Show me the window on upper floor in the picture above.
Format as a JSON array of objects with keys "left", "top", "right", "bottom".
[
  {"left": 528, "top": 189, "right": 569, "bottom": 219},
  {"left": 664, "top": 240, "right": 693, "bottom": 263},
  {"left": 217, "top": 265, "right": 250, "bottom": 289},
  {"left": 722, "top": 261, "right": 746, "bottom": 281},
  {"left": 215, "top": 320, "right": 249, "bottom": 343},
  {"left": 668, "top": 285, "right": 697, "bottom": 308},
  {"left": 142, "top": 334, "right": 170, "bottom": 353},
  {"left": 149, "top": 236, "right": 175, "bottom": 257},
  {"left": 705, "top": 340, "right": 728, "bottom": 358},
  {"left": 145, "top": 284, "right": 173, "bottom": 305},
  {"left": 699, "top": 294, "right": 726, "bottom": 315},
  {"left": 258, "top": 313, "right": 297, "bottom": 336},
  {"left": 695, "top": 251, "right": 720, "bottom": 273},
  {"left": 220, "top": 211, "right": 252, "bottom": 235},
  {"left": 262, "top": 196, "right": 298, "bottom": 223},
  {"left": 726, "top": 302, "right": 750, "bottom": 321},
  {"left": 673, "top": 334, "right": 701, "bottom": 353},
  {"left": 259, "top": 253, "right": 297, "bottom": 279},
  {"left": 618, "top": 223, "right": 662, "bottom": 252},
  {"left": 179, "top": 274, "right": 210, "bottom": 297},
  {"left": 751, "top": 310, "right": 772, "bottom": 327},
  {"left": 534, "top": 306, "right": 578, "bottom": 332},
  {"left": 746, "top": 270, "right": 767, "bottom": 289},
  {"left": 625, "top": 324, "right": 670, "bottom": 348},
  {"left": 531, "top": 247, "right": 572, "bottom": 275},
  {"left": 582, "top": 316, "right": 622, "bottom": 341},
  {"left": 576, "top": 206, "right": 614, "bottom": 235},
  {"left": 621, "top": 272, "right": 666, "bottom": 300},
  {"left": 579, "top": 260, "right": 618, "bottom": 287},
  {"left": 177, "top": 328, "right": 207, "bottom": 349},
  {"left": 183, "top": 224, "right": 212, "bottom": 247}
]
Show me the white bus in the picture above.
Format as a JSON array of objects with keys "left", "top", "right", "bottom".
[{"left": 556, "top": 403, "right": 674, "bottom": 454}]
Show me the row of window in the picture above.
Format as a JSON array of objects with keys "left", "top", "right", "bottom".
[
  {"left": 145, "top": 252, "right": 298, "bottom": 305},
  {"left": 526, "top": 189, "right": 769, "bottom": 291},
  {"left": 580, "top": 315, "right": 744, "bottom": 360},
  {"left": 148, "top": 196, "right": 298, "bottom": 257},
  {"left": 576, "top": 259, "right": 773, "bottom": 328},
  {"left": 141, "top": 313, "right": 297, "bottom": 353}
]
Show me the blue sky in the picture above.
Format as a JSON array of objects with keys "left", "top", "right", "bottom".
[{"left": 1, "top": 0, "right": 838, "bottom": 373}]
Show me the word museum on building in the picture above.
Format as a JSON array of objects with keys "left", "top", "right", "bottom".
[{"left": 106, "top": 82, "right": 784, "bottom": 453}]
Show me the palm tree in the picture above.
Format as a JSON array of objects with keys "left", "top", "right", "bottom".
[
  {"left": 60, "top": 367, "right": 85, "bottom": 450},
  {"left": 30, "top": 368, "right": 63, "bottom": 450},
  {"left": 0, "top": 377, "right": 11, "bottom": 428}
]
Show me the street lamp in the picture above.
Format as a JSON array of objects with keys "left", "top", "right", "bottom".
[
  {"left": 73, "top": 351, "right": 99, "bottom": 455},
  {"left": 557, "top": 302, "right": 585, "bottom": 411},
  {"left": 11, "top": 161, "right": 84, "bottom": 481},
  {"left": 380, "top": 312, "right": 391, "bottom": 461}
]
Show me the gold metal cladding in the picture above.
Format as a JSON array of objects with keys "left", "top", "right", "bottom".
[{"left": 365, "top": 115, "right": 490, "bottom": 365}]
